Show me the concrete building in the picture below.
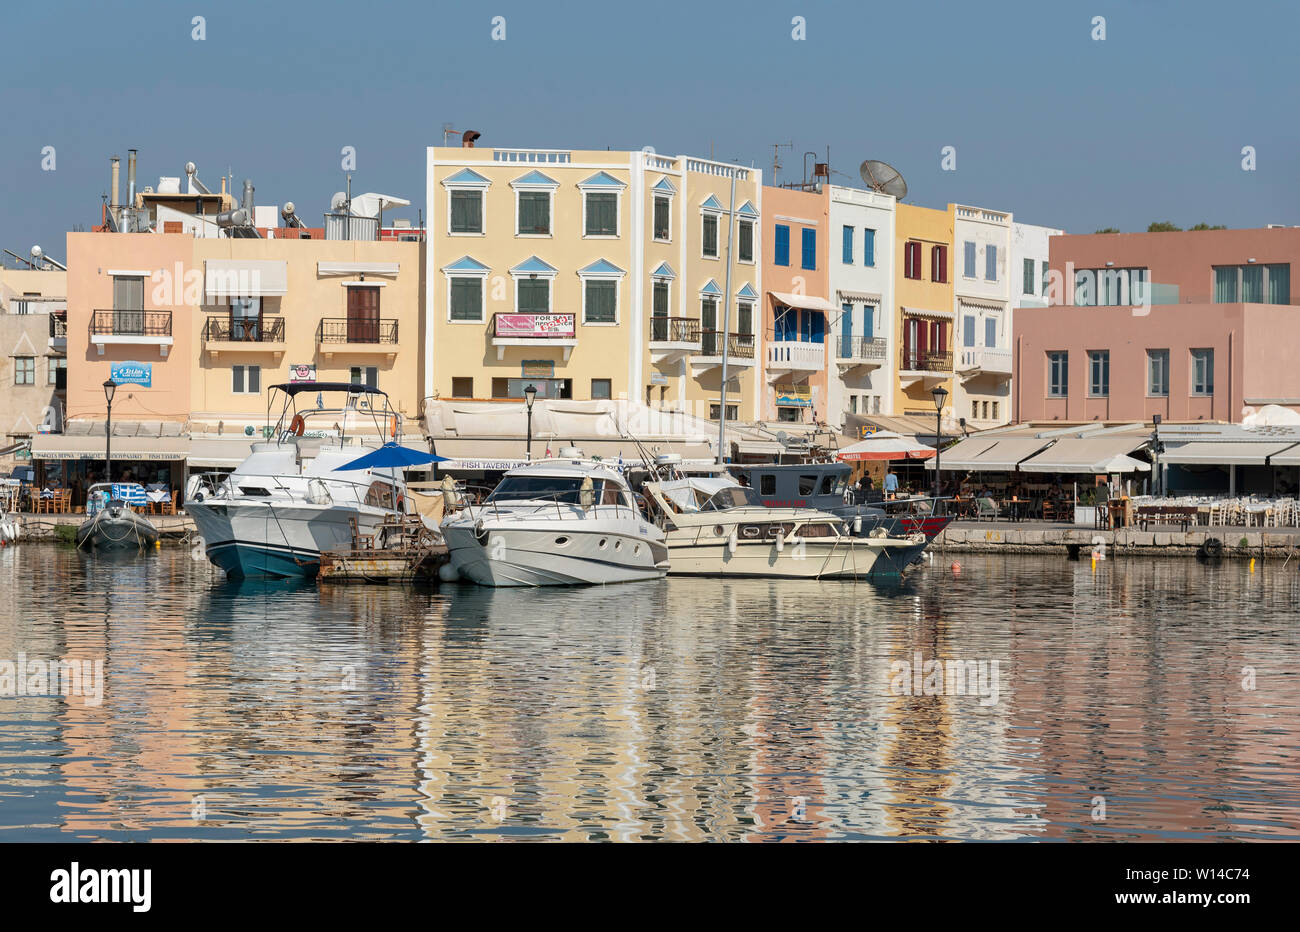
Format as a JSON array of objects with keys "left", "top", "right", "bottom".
[
  {"left": 1014, "top": 226, "right": 1300, "bottom": 424},
  {"left": 894, "top": 203, "right": 955, "bottom": 422},
  {"left": 0, "top": 267, "right": 67, "bottom": 466},
  {"left": 424, "top": 144, "right": 762, "bottom": 425},
  {"left": 951, "top": 205, "right": 1013, "bottom": 430},
  {"left": 827, "top": 185, "right": 896, "bottom": 427}
]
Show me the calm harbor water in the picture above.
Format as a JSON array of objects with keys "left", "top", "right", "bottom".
[{"left": 0, "top": 543, "right": 1296, "bottom": 842}]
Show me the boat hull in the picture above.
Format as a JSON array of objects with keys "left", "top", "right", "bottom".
[
  {"left": 662, "top": 535, "right": 916, "bottom": 578},
  {"left": 443, "top": 522, "right": 668, "bottom": 587},
  {"left": 76, "top": 512, "right": 159, "bottom": 551}
]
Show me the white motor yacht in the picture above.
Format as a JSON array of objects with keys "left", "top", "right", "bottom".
[
  {"left": 186, "top": 382, "right": 431, "bottom": 579},
  {"left": 642, "top": 474, "right": 925, "bottom": 578},
  {"left": 441, "top": 456, "right": 668, "bottom": 587}
]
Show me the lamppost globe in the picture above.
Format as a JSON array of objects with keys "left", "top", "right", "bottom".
[
  {"left": 931, "top": 384, "right": 948, "bottom": 501},
  {"left": 931, "top": 385, "right": 948, "bottom": 411},
  {"left": 523, "top": 384, "right": 538, "bottom": 460},
  {"left": 523, "top": 384, "right": 537, "bottom": 409},
  {"left": 103, "top": 378, "right": 117, "bottom": 405}
]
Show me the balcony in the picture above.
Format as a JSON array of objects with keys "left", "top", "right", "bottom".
[
  {"left": 956, "top": 347, "right": 1013, "bottom": 380},
  {"left": 317, "top": 317, "right": 400, "bottom": 362},
  {"left": 89, "top": 309, "right": 174, "bottom": 357},
  {"left": 649, "top": 316, "right": 701, "bottom": 364},
  {"left": 203, "top": 315, "right": 287, "bottom": 360},
  {"left": 490, "top": 312, "right": 577, "bottom": 361},
  {"left": 690, "top": 331, "right": 755, "bottom": 375},
  {"left": 898, "top": 349, "right": 952, "bottom": 389},
  {"left": 835, "top": 336, "right": 888, "bottom": 373},
  {"left": 765, "top": 339, "right": 826, "bottom": 382},
  {"left": 48, "top": 314, "right": 67, "bottom": 353}
]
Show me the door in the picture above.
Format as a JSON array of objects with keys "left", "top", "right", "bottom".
[
  {"left": 112, "top": 275, "right": 144, "bottom": 334},
  {"left": 701, "top": 297, "right": 717, "bottom": 355},
  {"left": 347, "top": 287, "right": 380, "bottom": 343},
  {"left": 841, "top": 304, "right": 853, "bottom": 357}
]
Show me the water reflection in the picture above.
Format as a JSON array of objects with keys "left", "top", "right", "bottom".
[{"left": 0, "top": 545, "right": 1296, "bottom": 841}]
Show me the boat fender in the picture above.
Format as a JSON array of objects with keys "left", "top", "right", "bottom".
[
  {"left": 775, "top": 531, "right": 784, "bottom": 553},
  {"left": 289, "top": 414, "right": 306, "bottom": 436},
  {"left": 438, "top": 562, "right": 460, "bottom": 583},
  {"left": 843, "top": 488, "right": 855, "bottom": 505},
  {"left": 869, "top": 527, "right": 888, "bottom": 539},
  {"left": 726, "top": 530, "right": 738, "bottom": 555},
  {"left": 473, "top": 518, "right": 489, "bottom": 545},
  {"left": 852, "top": 515, "right": 862, "bottom": 534}
]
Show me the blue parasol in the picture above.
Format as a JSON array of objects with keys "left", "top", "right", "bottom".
[{"left": 337, "top": 442, "right": 449, "bottom": 471}]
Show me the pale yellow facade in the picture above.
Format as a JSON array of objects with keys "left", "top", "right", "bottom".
[
  {"left": 894, "top": 203, "right": 955, "bottom": 417},
  {"left": 424, "top": 146, "right": 761, "bottom": 422}
]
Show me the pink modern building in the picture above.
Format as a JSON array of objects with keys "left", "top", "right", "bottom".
[{"left": 1014, "top": 227, "right": 1300, "bottom": 423}]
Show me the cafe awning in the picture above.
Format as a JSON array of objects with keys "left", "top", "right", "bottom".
[
  {"left": 430, "top": 436, "right": 713, "bottom": 470},
  {"left": 1266, "top": 443, "right": 1300, "bottom": 466},
  {"left": 768, "top": 291, "right": 839, "bottom": 313},
  {"left": 837, "top": 431, "right": 935, "bottom": 461},
  {"left": 188, "top": 437, "right": 258, "bottom": 468},
  {"left": 204, "top": 259, "right": 289, "bottom": 298},
  {"left": 1018, "top": 434, "right": 1150, "bottom": 473},
  {"left": 1160, "top": 441, "right": 1298, "bottom": 467},
  {"left": 31, "top": 434, "right": 189, "bottom": 461},
  {"left": 925, "top": 435, "right": 1054, "bottom": 471}
]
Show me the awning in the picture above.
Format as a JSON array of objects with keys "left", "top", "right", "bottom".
[
  {"left": 31, "top": 434, "right": 189, "bottom": 461},
  {"left": 837, "top": 431, "right": 935, "bottom": 461},
  {"left": 1018, "top": 434, "right": 1150, "bottom": 473},
  {"left": 957, "top": 297, "right": 1006, "bottom": 311},
  {"left": 188, "top": 437, "right": 258, "bottom": 468},
  {"left": 1266, "top": 443, "right": 1300, "bottom": 466},
  {"left": 768, "top": 291, "right": 840, "bottom": 313},
  {"left": 0, "top": 441, "right": 29, "bottom": 457},
  {"left": 1161, "top": 441, "right": 1298, "bottom": 467},
  {"left": 430, "top": 437, "right": 713, "bottom": 470},
  {"left": 926, "top": 435, "right": 1054, "bottom": 471},
  {"left": 735, "top": 440, "right": 783, "bottom": 456},
  {"left": 205, "top": 259, "right": 288, "bottom": 298},
  {"left": 901, "top": 306, "right": 954, "bottom": 321},
  {"left": 317, "top": 261, "right": 400, "bottom": 277}
]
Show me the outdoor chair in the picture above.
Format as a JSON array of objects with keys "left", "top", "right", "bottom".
[{"left": 975, "top": 497, "right": 1000, "bottom": 520}]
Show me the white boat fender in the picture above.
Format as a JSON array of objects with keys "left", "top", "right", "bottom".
[
  {"left": 726, "top": 530, "right": 738, "bottom": 555},
  {"left": 775, "top": 531, "right": 784, "bottom": 553},
  {"left": 853, "top": 515, "right": 862, "bottom": 534},
  {"left": 438, "top": 562, "right": 460, "bottom": 583}
]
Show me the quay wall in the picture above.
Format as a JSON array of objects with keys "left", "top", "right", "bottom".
[
  {"left": 5, "top": 513, "right": 196, "bottom": 544},
  {"left": 935, "top": 524, "right": 1300, "bottom": 560}
]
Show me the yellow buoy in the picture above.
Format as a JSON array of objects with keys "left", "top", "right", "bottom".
[{"left": 1250, "top": 557, "right": 1256, "bottom": 573}]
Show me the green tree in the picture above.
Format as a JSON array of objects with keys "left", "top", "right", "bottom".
[
  {"left": 1147, "top": 221, "right": 1182, "bottom": 232},
  {"left": 1094, "top": 227, "right": 1120, "bottom": 234},
  {"left": 1189, "top": 223, "right": 1227, "bottom": 231}
]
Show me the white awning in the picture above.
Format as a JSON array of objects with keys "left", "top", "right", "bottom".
[
  {"left": 1266, "top": 443, "right": 1300, "bottom": 466},
  {"left": 768, "top": 291, "right": 840, "bottom": 313},
  {"left": 1161, "top": 441, "right": 1298, "bottom": 466},
  {"left": 204, "top": 260, "right": 288, "bottom": 298},
  {"left": 735, "top": 440, "right": 783, "bottom": 456},
  {"left": 188, "top": 437, "right": 258, "bottom": 468},
  {"left": 927, "top": 435, "right": 1054, "bottom": 471},
  {"left": 31, "top": 434, "right": 189, "bottom": 461},
  {"left": 317, "top": 261, "right": 400, "bottom": 277},
  {"left": 1018, "top": 434, "right": 1150, "bottom": 473},
  {"left": 902, "top": 306, "right": 955, "bottom": 321}
]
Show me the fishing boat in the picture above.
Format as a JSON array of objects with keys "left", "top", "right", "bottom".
[
  {"left": 441, "top": 453, "right": 668, "bottom": 587},
  {"left": 76, "top": 483, "right": 160, "bottom": 551},
  {"left": 185, "top": 382, "right": 439, "bottom": 579},
  {"left": 641, "top": 473, "right": 925, "bottom": 578}
]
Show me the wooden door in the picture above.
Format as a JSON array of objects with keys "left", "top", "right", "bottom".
[{"left": 347, "top": 287, "right": 380, "bottom": 343}]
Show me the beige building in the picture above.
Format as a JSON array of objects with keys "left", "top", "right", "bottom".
[
  {"left": 424, "top": 144, "right": 762, "bottom": 424},
  {"left": 0, "top": 267, "right": 67, "bottom": 466}
]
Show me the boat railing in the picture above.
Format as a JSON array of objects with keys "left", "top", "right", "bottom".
[
  {"left": 473, "top": 492, "right": 646, "bottom": 524},
  {"left": 194, "top": 470, "right": 414, "bottom": 516}
]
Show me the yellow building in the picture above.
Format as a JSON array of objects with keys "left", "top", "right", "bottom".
[
  {"left": 424, "top": 145, "right": 762, "bottom": 423},
  {"left": 893, "top": 203, "right": 954, "bottom": 418}
]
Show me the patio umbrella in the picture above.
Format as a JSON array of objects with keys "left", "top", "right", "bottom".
[
  {"left": 337, "top": 442, "right": 449, "bottom": 471},
  {"left": 836, "top": 431, "right": 936, "bottom": 461},
  {"left": 1095, "top": 453, "right": 1150, "bottom": 473}
]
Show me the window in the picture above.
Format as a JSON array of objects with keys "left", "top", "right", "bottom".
[
  {"left": 842, "top": 226, "right": 854, "bottom": 264},
  {"left": 963, "top": 241, "right": 976, "bottom": 278},
  {"left": 1088, "top": 350, "right": 1109, "bottom": 397},
  {"left": 984, "top": 244, "right": 998, "bottom": 281},
  {"left": 963, "top": 314, "right": 977, "bottom": 347},
  {"left": 591, "top": 379, "right": 612, "bottom": 400},
  {"left": 653, "top": 196, "right": 671, "bottom": 242},
  {"left": 971, "top": 400, "right": 980, "bottom": 419},
  {"left": 451, "top": 377, "right": 474, "bottom": 398},
  {"left": 1048, "top": 351, "right": 1068, "bottom": 397},
  {"left": 1147, "top": 349, "right": 1170, "bottom": 396},
  {"left": 585, "top": 192, "right": 618, "bottom": 236},
  {"left": 863, "top": 228, "right": 875, "bottom": 267},
  {"left": 232, "top": 364, "right": 261, "bottom": 394},
  {"left": 1214, "top": 264, "right": 1290, "bottom": 305},
  {"left": 774, "top": 225, "right": 790, "bottom": 266},
  {"left": 13, "top": 356, "right": 35, "bottom": 385},
  {"left": 517, "top": 191, "right": 551, "bottom": 235},
  {"left": 450, "top": 190, "right": 482, "bottom": 234},
  {"left": 991, "top": 401, "right": 999, "bottom": 420},
  {"left": 350, "top": 366, "right": 378, "bottom": 390},
  {"left": 47, "top": 356, "right": 65, "bottom": 385},
  {"left": 849, "top": 395, "right": 858, "bottom": 414},
  {"left": 491, "top": 378, "right": 510, "bottom": 398},
  {"left": 517, "top": 278, "right": 550, "bottom": 314},
  {"left": 984, "top": 317, "right": 997, "bottom": 347},
  {"left": 904, "top": 241, "right": 921, "bottom": 279},
  {"left": 736, "top": 301, "right": 753, "bottom": 336},
  {"left": 738, "top": 220, "right": 754, "bottom": 262},
  {"left": 701, "top": 213, "right": 719, "bottom": 257},
  {"left": 449, "top": 277, "right": 484, "bottom": 321},
  {"left": 650, "top": 279, "right": 670, "bottom": 340},
  {"left": 759, "top": 474, "right": 776, "bottom": 496},
  {"left": 709, "top": 403, "right": 738, "bottom": 421},
  {"left": 801, "top": 229, "right": 816, "bottom": 270},
  {"left": 112, "top": 275, "right": 145, "bottom": 333},
  {"left": 583, "top": 279, "right": 617, "bottom": 324},
  {"left": 1023, "top": 258, "right": 1036, "bottom": 295},
  {"left": 872, "top": 395, "right": 881, "bottom": 414},
  {"left": 1074, "top": 267, "right": 1150, "bottom": 306},
  {"left": 1191, "top": 348, "right": 1214, "bottom": 396},
  {"left": 931, "top": 244, "right": 948, "bottom": 283}
]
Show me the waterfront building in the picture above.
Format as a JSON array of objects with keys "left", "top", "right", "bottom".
[
  {"left": 760, "top": 185, "right": 831, "bottom": 422},
  {"left": 423, "top": 143, "right": 762, "bottom": 424},
  {"left": 893, "top": 204, "right": 956, "bottom": 422},
  {"left": 0, "top": 265, "right": 67, "bottom": 469},
  {"left": 951, "top": 205, "right": 1013, "bottom": 430},
  {"left": 1014, "top": 226, "right": 1300, "bottom": 424},
  {"left": 826, "top": 184, "right": 897, "bottom": 429}
]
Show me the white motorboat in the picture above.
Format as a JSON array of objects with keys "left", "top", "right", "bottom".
[
  {"left": 186, "top": 382, "right": 433, "bottom": 579},
  {"left": 76, "top": 483, "right": 160, "bottom": 551},
  {"left": 441, "top": 456, "right": 668, "bottom": 587},
  {"left": 641, "top": 474, "right": 925, "bottom": 578}
]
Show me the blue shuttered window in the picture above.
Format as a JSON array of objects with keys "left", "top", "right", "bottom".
[
  {"left": 775, "top": 225, "right": 790, "bottom": 266},
  {"left": 801, "top": 229, "right": 816, "bottom": 270},
  {"left": 842, "top": 226, "right": 854, "bottom": 264},
  {"left": 863, "top": 228, "right": 875, "bottom": 266}
]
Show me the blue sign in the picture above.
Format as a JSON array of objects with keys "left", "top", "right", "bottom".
[{"left": 110, "top": 361, "right": 152, "bottom": 388}]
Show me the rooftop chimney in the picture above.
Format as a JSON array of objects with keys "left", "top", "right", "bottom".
[
  {"left": 110, "top": 157, "right": 120, "bottom": 210},
  {"left": 462, "top": 130, "right": 481, "bottom": 148},
  {"left": 127, "top": 149, "right": 137, "bottom": 207}
]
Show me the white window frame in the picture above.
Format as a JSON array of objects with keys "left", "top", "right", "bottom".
[
  {"left": 445, "top": 271, "right": 488, "bottom": 324},
  {"left": 737, "top": 218, "right": 755, "bottom": 264},
  {"left": 442, "top": 173, "right": 491, "bottom": 237},
  {"left": 1190, "top": 348, "right": 1214, "bottom": 396},
  {"left": 512, "top": 270, "right": 557, "bottom": 315},
  {"left": 231, "top": 364, "right": 261, "bottom": 395},
  {"left": 512, "top": 176, "right": 558, "bottom": 238},
  {"left": 578, "top": 266, "right": 624, "bottom": 327},
  {"left": 963, "top": 240, "right": 977, "bottom": 279},
  {"left": 985, "top": 244, "right": 999, "bottom": 282},
  {"left": 47, "top": 356, "right": 65, "bottom": 385},
  {"left": 652, "top": 193, "right": 673, "bottom": 244},
  {"left": 1087, "top": 350, "right": 1109, "bottom": 398},
  {"left": 579, "top": 183, "right": 623, "bottom": 240},
  {"left": 1147, "top": 348, "right": 1170, "bottom": 397},
  {"left": 700, "top": 207, "right": 723, "bottom": 260}
]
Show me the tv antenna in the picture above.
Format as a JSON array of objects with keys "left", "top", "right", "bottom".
[
  {"left": 770, "top": 141, "right": 793, "bottom": 183},
  {"left": 859, "top": 159, "right": 908, "bottom": 200}
]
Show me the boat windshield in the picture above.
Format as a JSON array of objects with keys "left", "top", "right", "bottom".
[
  {"left": 700, "top": 485, "right": 765, "bottom": 511},
  {"left": 487, "top": 475, "right": 606, "bottom": 504}
]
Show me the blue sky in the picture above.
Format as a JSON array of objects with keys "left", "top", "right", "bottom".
[{"left": 2, "top": 0, "right": 1297, "bottom": 262}]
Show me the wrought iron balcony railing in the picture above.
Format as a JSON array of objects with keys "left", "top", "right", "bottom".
[
  {"left": 204, "top": 315, "right": 285, "bottom": 342},
  {"left": 89, "top": 309, "right": 172, "bottom": 337},
  {"left": 317, "top": 318, "right": 399, "bottom": 344},
  {"left": 650, "top": 316, "right": 701, "bottom": 344}
]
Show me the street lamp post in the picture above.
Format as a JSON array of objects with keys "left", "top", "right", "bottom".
[
  {"left": 103, "top": 379, "right": 117, "bottom": 484},
  {"left": 931, "top": 384, "right": 948, "bottom": 501},
  {"left": 523, "top": 384, "right": 538, "bottom": 460},
  {"left": 1152, "top": 413, "right": 1162, "bottom": 497}
]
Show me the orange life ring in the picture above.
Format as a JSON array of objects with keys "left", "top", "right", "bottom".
[{"left": 289, "top": 414, "right": 306, "bottom": 436}]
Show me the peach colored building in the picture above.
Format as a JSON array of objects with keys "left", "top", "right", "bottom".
[{"left": 1014, "top": 227, "right": 1300, "bottom": 423}]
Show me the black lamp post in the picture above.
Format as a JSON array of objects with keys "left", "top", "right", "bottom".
[
  {"left": 931, "top": 384, "right": 948, "bottom": 500},
  {"left": 103, "top": 378, "right": 117, "bottom": 483},
  {"left": 523, "top": 384, "right": 538, "bottom": 460},
  {"left": 1152, "top": 413, "right": 1162, "bottom": 497}
]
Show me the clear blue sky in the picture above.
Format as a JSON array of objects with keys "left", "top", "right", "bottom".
[{"left": 2, "top": 0, "right": 1296, "bottom": 262}]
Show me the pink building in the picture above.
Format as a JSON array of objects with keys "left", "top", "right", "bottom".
[{"left": 1014, "top": 227, "right": 1300, "bottom": 423}]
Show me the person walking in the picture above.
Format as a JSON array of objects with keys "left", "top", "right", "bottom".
[{"left": 883, "top": 469, "right": 899, "bottom": 501}]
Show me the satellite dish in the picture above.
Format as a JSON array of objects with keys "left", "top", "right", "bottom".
[
  {"left": 331, "top": 191, "right": 348, "bottom": 211},
  {"left": 775, "top": 430, "right": 789, "bottom": 445},
  {"left": 859, "top": 160, "right": 908, "bottom": 200},
  {"left": 30, "top": 245, "right": 43, "bottom": 260}
]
